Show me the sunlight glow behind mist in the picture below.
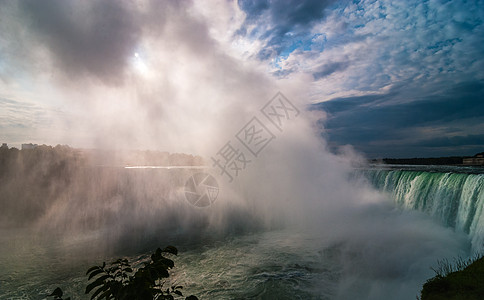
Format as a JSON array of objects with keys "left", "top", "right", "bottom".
[{"left": 132, "top": 52, "right": 150, "bottom": 77}]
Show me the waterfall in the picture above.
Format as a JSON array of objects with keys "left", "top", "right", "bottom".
[{"left": 364, "top": 168, "right": 484, "bottom": 251}]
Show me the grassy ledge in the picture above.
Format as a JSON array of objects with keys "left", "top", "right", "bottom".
[{"left": 420, "top": 255, "right": 484, "bottom": 300}]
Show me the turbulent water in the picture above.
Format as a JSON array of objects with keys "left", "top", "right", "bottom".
[{"left": 1, "top": 165, "right": 482, "bottom": 300}]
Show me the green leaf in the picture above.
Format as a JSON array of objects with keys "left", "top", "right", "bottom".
[
  {"left": 109, "top": 281, "right": 123, "bottom": 296},
  {"left": 85, "top": 274, "right": 110, "bottom": 294},
  {"left": 96, "top": 287, "right": 114, "bottom": 300},
  {"left": 174, "top": 290, "right": 183, "bottom": 296},
  {"left": 152, "top": 248, "right": 163, "bottom": 262},
  {"left": 150, "top": 263, "right": 170, "bottom": 278},
  {"left": 86, "top": 266, "right": 101, "bottom": 275},
  {"left": 162, "top": 246, "right": 178, "bottom": 256},
  {"left": 160, "top": 258, "right": 175, "bottom": 269},
  {"left": 88, "top": 269, "right": 105, "bottom": 280},
  {"left": 185, "top": 296, "right": 199, "bottom": 300},
  {"left": 48, "top": 287, "right": 63, "bottom": 297},
  {"left": 90, "top": 284, "right": 109, "bottom": 300}
]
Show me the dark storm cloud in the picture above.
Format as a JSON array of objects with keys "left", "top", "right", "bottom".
[
  {"left": 413, "top": 134, "right": 484, "bottom": 148},
  {"left": 237, "top": 0, "right": 270, "bottom": 21},
  {"left": 312, "top": 81, "right": 484, "bottom": 158},
  {"left": 16, "top": 0, "right": 142, "bottom": 85},
  {"left": 0, "top": 0, "right": 192, "bottom": 86},
  {"left": 237, "top": 0, "right": 335, "bottom": 59},
  {"left": 313, "top": 61, "right": 349, "bottom": 80}
]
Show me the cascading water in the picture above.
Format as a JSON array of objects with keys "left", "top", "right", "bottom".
[{"left": 363, "top": 166, "right": 484, "bottom": 252}]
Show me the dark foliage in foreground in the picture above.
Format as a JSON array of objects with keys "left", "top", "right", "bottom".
[
  {"left": 48, "top": 246, "right": 198, "bottom": 300},
  {"left": 47, "top": 287, "right": 70, "bottom": 300}
]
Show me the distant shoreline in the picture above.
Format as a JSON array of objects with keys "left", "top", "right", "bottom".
[
  {"left": 370, "top": 157, "right": 464, "bottom": 165},
  {"left": 369, "top": 152, "right": 484, "bottom": 166}
]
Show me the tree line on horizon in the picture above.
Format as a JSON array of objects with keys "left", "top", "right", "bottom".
[
  {"left": 0, "top": 145, "right": 205, "bottom": 228},
  {"left": 369, "top": 152, "right": 484, "bottom": 165}
]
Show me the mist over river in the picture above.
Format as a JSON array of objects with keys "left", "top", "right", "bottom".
[
  {"left": 1, "top": 0, "right": 484, "bottom": 298},
  {"left": 1, "top": 163, "right": 482, "bottom": 300}
]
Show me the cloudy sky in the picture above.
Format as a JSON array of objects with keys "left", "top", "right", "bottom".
[{"left": 0, "top": 0, "right": 483, "bottom": 158}]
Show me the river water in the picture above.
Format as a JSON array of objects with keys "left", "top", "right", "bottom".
[{"left": 1, "top": 165, "right": 482, "bottom": 299}]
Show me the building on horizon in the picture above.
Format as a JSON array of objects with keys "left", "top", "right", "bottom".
[{"left": 21, "top": 143, "right": 38, "bottom": 150}]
